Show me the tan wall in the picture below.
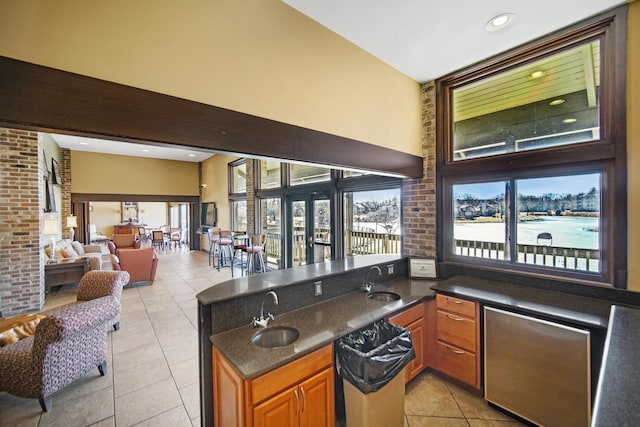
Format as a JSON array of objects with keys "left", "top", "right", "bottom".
[
  {"left": 0, "top": 0, "right": 421, "bottom": 157},
  {"left": 627, "top": 1, "right": 640, "bottom": 291},
  {"left": 70, "top": 151, "right": 199, "bottom": 196},
  {"left": 201, "top": 154, "right": 238, "bottom": 230}
]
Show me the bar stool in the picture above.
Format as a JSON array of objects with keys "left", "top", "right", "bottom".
[
  {"left": 217, "top": 230, "right": 234, "bottom": 273},
  {"left": 232, "top": 231, "right": 249, "bottom": 276},
  {"left": 245, "top": 234, "right": 267, "bottom": 275},
  {"left": 207, "top": 228, "right": 221, "bottom": 267}
]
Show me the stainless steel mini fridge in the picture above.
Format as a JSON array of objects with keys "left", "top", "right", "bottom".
[{"left": 484, "top": 307, "right": 591, "bottom": 427}]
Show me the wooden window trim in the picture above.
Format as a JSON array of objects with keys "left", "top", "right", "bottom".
[{"left": 436, "top": 6, "right": 627, "bottom": 288}]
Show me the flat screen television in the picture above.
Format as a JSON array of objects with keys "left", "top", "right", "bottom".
[{"left": 202, "top": 202, "right": 217, "bottom": 228}]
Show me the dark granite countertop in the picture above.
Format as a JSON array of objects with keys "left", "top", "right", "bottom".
[
  {"left": 591, "top": 305, "right": 640, "bottom": 426},
  {"left": 197, "top": 254, "right": 403, "bottom": 306},
  {"left": 210, "top": 277, "right": 435, "bottom": 379},
  {"left": 433, "top": 275, "right": 614, "bottom": 328}
]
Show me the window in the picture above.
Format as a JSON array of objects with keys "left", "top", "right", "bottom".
[
  {"left": 229, "top": 160, "right": 246, "bottom": 194},
  {"left": 450, "top": 173, "right": 601, "bottom": 273},
  {"left": 229, "top": 159, "right": 247, "bottom": 231},
  {"left": 258, "top": 197, "right": 282, "bottom": 269},
  {"left": 437, "top": 9, "right": 626, "bottom": 286},
  {"left": 452, "top": 40, "right": 601, "bottom": 161},
  {"left": 258, "top": 160, "right": 282, "bottom": 189},
  {"left": 231, "top": 200, "right": 247, "bottom": 232},
  {"left": 343, "top": 188, "right": 401, "bottom": 256},
  {"left": 289, "top": 163, "right": 330, "bottom": 186}
]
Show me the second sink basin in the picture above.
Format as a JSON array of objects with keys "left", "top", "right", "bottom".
[
  {"left": 367, "top": 291, "right": 401, "bottom": 302},
  {"left": 252, "top": 326, "right": 300, "bottom": 348}
]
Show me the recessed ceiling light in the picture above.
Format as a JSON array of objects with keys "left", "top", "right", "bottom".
[
  {"left": 563, "top": 118, "right": 577, "bottom": 124},
  {"left": 485, "top": 13, "right": 515, "bottom": 31},
  {"left": 188, "top": 154, "right": 196, "bottom": 157},
  {"left": 79, "top": 142, "right": 89, "bottom": 145},
  {"left": 549, "top": 99, "right": 565, "bottom": 106},
  {"left": 529, "top": 70, "right": 546, "bottom": 79},
  {"left": 142, "top": 149, "right": 150, "bottom": 152}
]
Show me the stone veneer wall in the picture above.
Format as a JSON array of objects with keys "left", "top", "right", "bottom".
[
  {"left": 402, "top": 82, "right": 437, "bottom": 258},
  {"left": 0, "top": 128, "right": 45, "bottom": 315}
]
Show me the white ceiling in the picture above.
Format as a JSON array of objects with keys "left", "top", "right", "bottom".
[
  {"left": 283, "top": 0, "right": 627, "bottom": 83},
  {"left": 51, "top": 134, "right": 214, "bottom": 163},
  {"left": 53, "top": 0, "right": 627, "bottom": 161}
]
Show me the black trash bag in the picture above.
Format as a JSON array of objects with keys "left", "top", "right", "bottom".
[{"left": 336, "top": 319, "right": 415, "bottom": 394}]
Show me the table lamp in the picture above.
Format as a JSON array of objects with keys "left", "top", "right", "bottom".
[
  {"left": 43, "top": 218, "right": 60, "bottom": 263},
  {"left": 67, "top": 215, "right": 78, "bottom": 241}
]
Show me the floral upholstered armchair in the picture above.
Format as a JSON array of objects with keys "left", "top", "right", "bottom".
[
  {"left": 77, "top": 270, "right": 130, "bottom": 330},
  {"left": 0, "top": 270, "right": 129, "bottom": 412}
]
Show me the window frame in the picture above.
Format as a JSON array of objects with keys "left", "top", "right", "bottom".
[
  {"left": 228, "top": 158, "right": 247, "bottom": 195},
  {"left": 436, "top": 7, "right": 627, "bottom": 287}
]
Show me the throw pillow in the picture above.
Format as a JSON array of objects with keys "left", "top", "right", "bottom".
[
  {"left": 0, "top": 314, "right": 46, "bottom": 347},
  {"left": 71, "top": 241, "right": 85, "bottom": 255},
  {"left": 62, "top": 246, "right": 79, "bottom": 259}
]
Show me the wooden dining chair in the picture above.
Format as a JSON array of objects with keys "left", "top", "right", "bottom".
[{"left": 151, "top": 230, "right": 167, "bottom": 251}]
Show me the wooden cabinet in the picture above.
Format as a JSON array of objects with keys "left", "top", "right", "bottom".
[
  {"left": 435, "top": 293, "right": 480, "bottom": 389},
  {"left": 389, "top": 301, "right": 426, "bottom": 383},
  {"left": 254, "top": 368, "right": 333, "bottom": 427},
  {"left": 113, "top": 224, "right": 138, "bottom": 235},
  {"left": 213, "top": 344, "right": 334, "bottom": 427}
]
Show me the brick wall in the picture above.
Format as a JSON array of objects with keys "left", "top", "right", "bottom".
[
  {"left": 0, "top": 128, "right": 45, "bottom": 315},
  {"left": 245, "top": 159, "right": 255, "bottom": 234},
  {"left": 60, "top": 148, "right": 72, "bottom": 239},
  {"left": 402, "top": 82, "right": 437, "bottom": 258}
]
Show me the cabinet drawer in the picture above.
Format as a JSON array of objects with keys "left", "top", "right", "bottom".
[
  {"left": 251, "top": 344, "right": 333, "bottom": 405},
  {"left": 389, "top": 302, "right": 424, "bottom": 327},
  {"left": 436, "top": 310, "right": 476, "bottom": 352},
  {"left": 436, "top": 340, "right": 477, "bottom": 387},
  {"left": 436, "top": 294, "right": 476, "bottom": 318}
]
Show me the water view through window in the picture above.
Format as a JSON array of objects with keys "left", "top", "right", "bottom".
[{"left": 453, "top": 173, "right": 600, "bottom": 272}]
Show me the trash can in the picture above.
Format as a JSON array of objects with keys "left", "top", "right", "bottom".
[{"left": 336, "top": 319, "right": 415, "bottom": 427}]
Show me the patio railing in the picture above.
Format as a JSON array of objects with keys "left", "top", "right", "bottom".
[
  {"left": 262, "top": 229, "right": 401, "bottom": 269},
  {"left": 454, "top": 239, "right": 600, "bottom": 272}
]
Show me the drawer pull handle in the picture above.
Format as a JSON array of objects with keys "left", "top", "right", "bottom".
[
  {"left": 294, "top": 389, "right": 300, "bottom": 416},
  {"left": 446, "top": 298, "right": 464, "bottom": 304},
  {"left": 446, "top": 314, "right": 464, "bottom": 321},
  {"left": 300, "top": 386, "right": 306, "bottom": 413},
  {"left": 446, "top": 346, "right": 465, "bottom": 354}
]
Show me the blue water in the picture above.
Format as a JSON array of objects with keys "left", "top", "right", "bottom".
[{"left": 454, "top": 216, "right": 599, "bottom": 250}]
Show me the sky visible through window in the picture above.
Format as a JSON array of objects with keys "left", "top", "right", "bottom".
[{"left": 454, "top": 174, "right": 599, "bottom": 199}]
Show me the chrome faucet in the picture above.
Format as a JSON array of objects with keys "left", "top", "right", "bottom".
[
  {"left": 362, "top": 265, "right": 382, "bottom": 293},
  {"left": 252, "top": 291, "right": 279, "bottom": 327}
]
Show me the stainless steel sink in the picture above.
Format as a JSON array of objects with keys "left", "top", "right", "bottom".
[
  {"left": 367, "top": 291, "right": 401, "bottom": 302},
  {"left": 252, "top": 326, "right": 300, "bottom": 348}
]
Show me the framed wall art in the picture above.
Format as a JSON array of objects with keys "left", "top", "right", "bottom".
[{"left": 51, "top": 158, "right": 62, "bottom": 185}]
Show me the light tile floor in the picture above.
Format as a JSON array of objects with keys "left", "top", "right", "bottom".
[{"left": 0, "top": 248, "right": 523, "bottom": 427}]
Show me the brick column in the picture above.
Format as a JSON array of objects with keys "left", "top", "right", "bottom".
[
  {"left": 245, "top": 159, "right": 255, "bottom": 234},
  {"left": 60, "top": 148, "right": 73, "bottom": 239},
  {"left": 0, "top": 128, "right": 45, "bottom": 315},
  {"left": 403, "top": 82, "right": 437, "bottom": 257}
]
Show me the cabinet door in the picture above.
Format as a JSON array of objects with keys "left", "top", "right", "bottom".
[
  {"left": 298, "top": 368, "right": 335, "bottom": 427},
  {"left": 405, "top": 318, "right": 424, "bottom": 382},
  {"left": 253, "top": 385, "right": 299, "bottom": 427}
]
